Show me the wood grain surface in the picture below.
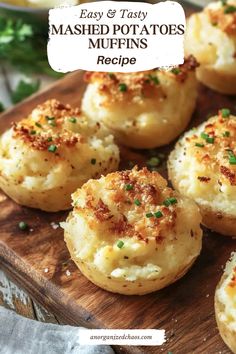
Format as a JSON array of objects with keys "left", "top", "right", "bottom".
[
  {"left": 0, "top": 269, "right": 60, "bottom": 324},
  {"left": 0, "top": 68, "right": 236, "bottom": 354}
]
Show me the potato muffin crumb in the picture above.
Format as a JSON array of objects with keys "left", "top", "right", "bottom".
[
  {"left": 168, "top": 111, "right": 236, "bottom": 235},
  {"left": 62, "top": 167, "right": 202, "bottom": 295},
  {"left": 82, "top": 57, "right": 198, "bottom": 149},
  {"left": 0, "top": 99, "right": 119, "bottom": 212},
  {"left": 185, "top": 0, "right": 236, "bottom": 94}
]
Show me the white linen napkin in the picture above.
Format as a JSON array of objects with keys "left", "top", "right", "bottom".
[{"left": 0, "top": 307, "right": 114, "bottom": 354}]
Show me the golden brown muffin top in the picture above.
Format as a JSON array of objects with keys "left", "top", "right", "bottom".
[
  {"left": 207, "top": 1, "right": 236, "bottom": 35},
  {"left": 72, "top": 167, "right": 187, "bottom": 243},
  {"left": 12, "top": 99, "right": 101, "bottom": 152},
  {"left": 183, "top": 110, "right": 236, "bottom": 186},
  {"left": 84, "top": 56, "right": 198, "bottom": 104}
]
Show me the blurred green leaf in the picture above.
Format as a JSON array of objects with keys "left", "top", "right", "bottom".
[
  {"left": 0, "top": 17, "right": 62, "bottom": 78},
  {"left": 0, "top": 102, "right": 5, "bottom": 113},
  {"left": 11, "top": 79, "right": 40, "bottom": 104}
]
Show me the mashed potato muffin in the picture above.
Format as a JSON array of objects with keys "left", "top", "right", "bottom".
[
  {"left": 185, "top": 0, "right": 236, "bottom": 95},
  {"left": 62, "top": 167, "right": 202, "bottom": 295},
  {"left": 0, "top": 99, "right": 119, "bottom": 212},
  {"left": 215, "top": 252, "right": 236, "bottom": 353},
  {"left": 168, "top": 109, "right": 236, "bottom": 236},
  {"left": 82, "top": 56, "right": 199, "bottom": 149}
]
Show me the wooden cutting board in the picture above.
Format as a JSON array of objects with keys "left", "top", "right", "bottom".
[{"left": 0, "top": 68, "right": 236, "bottom": 354}]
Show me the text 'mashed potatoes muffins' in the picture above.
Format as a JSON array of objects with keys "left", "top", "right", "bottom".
[
  {"left": 185, "top": 0, "right": 236, "bottom": 95},
  {"left": 168, "top": 109, "right": 236, "bottom": 236},
  {"left": 0, "top": 99, "right": 119, "bottom": 212},
  {"left": 215, "top": 252, "right": 236, "bottom": 354},
  {"left": 62, "top": 167, "right": 202, "bottom": 295},
  {"left": 82, "top": 56, "right": 199, "bottom": 149}
]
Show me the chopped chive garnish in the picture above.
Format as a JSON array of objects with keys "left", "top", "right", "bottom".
[
  {"left": 117, "top": 240, "right": 124, "bottom": 249},
  {"left": 229, "top": 151, "right": 236, "bottom": 165},
  {"left": 134, "top": 199, "right": 141, "bottom": 206},
  {"left": 147, "top": 156, "right": 161, "bottom": 167},
  {"left": 47, "top": 137, "right": 53, "bottom": 142},
  {"left": 154, "top": 211, "right": 163, "bottom": 218},
  {"left": 124, "top": 184, "right": 133, "bottom": 191},
  {"left": 171, "top": 67, "right": 181, "bottom": 75},
  {"left": 18, "top": 221, "right": 28, "bottom": 231},
  {"left": 221, "top": 0, "right": 227, "bottom": 5},
  {"left": 223, "top": 131, "right": 230, "bottom": 137},
  {"left": 195, "top": 143, "right": 204, "bottom": 148},
  {"left": 163, "top": 197, "right": 177, "bottom": 207},
  {"left": 108, "top": 73, "right": 116, "bottom": 79},
  {"left": 224, "top": 5, "right": 236, "bottom": 13},
  {"left": 46, "top": 116, "right": 55, "bottom": 120},
  {"left": 206, "top": 136, "right": 214, "bottom": 144},
  {"left": 69, "top": 117, "right": 77, "bottom": 123},
  {"left": 148, "top": 74, "right": 160, "bottom": 85},
  {"left": 146, "top": 212, "right": 153, "bottom": 218},
  {"left": 229, "top": 156, "right": 236, "bottom": 165},
  {"left": 48, "top": 144, "right": 57, "bottom": 153},
  {"left": 200, "top": 132, "right": 214, "bottom": 144},
  {"left": 200, "top": 132, "right": 208, "bottom": 140},
  {"left": 220, "top": 108, "right": 231, "bottom": 118},
  {"left": 35, "top": 122, "right": 42, "bottom": 128},
  {"left": 91, "top": 158, "right": 96, "bottom": 165},
  {"left": 48, "top": 120, "right": 56, "bottom": 127},
  {"left": 30, "top": 130, "right": 36, "bottom": 135},
  {"left": 118, "top": 83, "right": 127, "bottom": 92}
]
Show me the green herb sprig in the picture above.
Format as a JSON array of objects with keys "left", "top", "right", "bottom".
[
  {"left": 11, "top": 80, "right": 40, "bottom": 104},
  {"left": 0, "top": 17, "right": 61, "bottom": 78}
]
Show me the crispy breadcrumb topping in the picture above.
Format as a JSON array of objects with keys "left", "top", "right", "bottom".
[
  {"left": 13, "top": 123, "right": 81, "bottom": 151},
  {"left": 73, "top": 167, "right": 183, "bottom": 243},
  {"left": 33, "top": 99, "right": 81, "bottom": 118},
  {"left": 185, "top": 111, "right": 236, "bottom": 185},
  {"left": 207, "top": 2, "right": 236, "bottom": 35},
  {"left": 84, "top": 56, "right": 198, "bottom": 104},
  {"left": 12, "top": 99, "right": 95, "bottom": 151}
]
